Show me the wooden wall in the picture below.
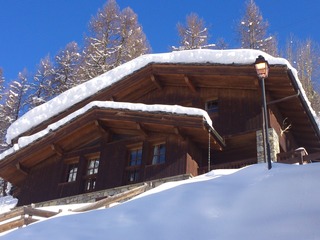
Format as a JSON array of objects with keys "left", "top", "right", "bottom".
[
  {"left": 137, "top": 86, "right": 262, "bottom": 136},
  {"left": 16, "top": 77, "right": 298, "bottom": 205},
  {"left": 17, "top": 133, "right": 204, "bottom": 205}
]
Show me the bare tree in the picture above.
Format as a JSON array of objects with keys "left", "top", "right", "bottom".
[
  {"left": 112, "top": 7, "right": 150, "bottom": 66},
  {"left": 27, "top": 55, "right": 55, "bottom": 109},
  {"left": 237, "top": 0, "right": 278, "bottom": 55},
  {"left": 79, "top": 0, "right": 149, "bottom": 82},
  {"left": 0, "top": 68, "right": 7, "bottom": 152},
  {"left": 173, "top": 13, "right": 215, "bottom": 51},
  {"left": 0, "top": 68, "right": 4, "bottom": 102},
  {"left": 284, "top": 36, "right": 320, "bottom": 113},
  {"left": 52, "top": 42, "right": 81, "bottom": 95}
]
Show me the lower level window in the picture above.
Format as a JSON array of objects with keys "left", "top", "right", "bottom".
[
  {"left": 128, "top": 170, "right": 140, "bottom": 182},
  {"left": 152, "top": 143, "right": 166, "bottom": 164},
  {"left": 85, "top": 178, "right": 97, "bottom": 191},
  {"left": 84, "top": 156, "right": 100, "bottom": 192}
]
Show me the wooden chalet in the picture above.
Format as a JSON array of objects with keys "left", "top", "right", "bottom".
[{"left": 0, "top": 49, "right": 320, "bottom": 206}]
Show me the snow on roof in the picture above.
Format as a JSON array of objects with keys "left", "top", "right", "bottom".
[
  {"left": 6, "top": 49, "right": 294, "bottom": 145},
  {"left": 0, "top": 101, "right": 214, "bottom": 161}
]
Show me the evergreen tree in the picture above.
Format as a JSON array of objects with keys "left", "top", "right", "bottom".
[
  {"left": 173, "top": 13, "right": 214, "bottom": 51},
  {"left": 237, "top": 0, "right": 278, "bottom": 55}
]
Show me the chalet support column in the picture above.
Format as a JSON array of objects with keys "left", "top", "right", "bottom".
[{"left": 256, "top": 128, "right": 280, "bottom": 164}]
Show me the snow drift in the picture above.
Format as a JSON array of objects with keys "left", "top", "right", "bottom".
[{"left": 1, "top": 163, "right": 320, "bottom": 240}]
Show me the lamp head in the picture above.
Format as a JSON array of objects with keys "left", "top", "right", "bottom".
[{"left": 254, "top": 55, "right": 269, "bottom": 79}]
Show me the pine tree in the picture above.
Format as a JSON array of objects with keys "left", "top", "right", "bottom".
[
  {"left": 28, "top": 55, "right": 54, "bottom": 109},
  {"left": 52, "top": 42, "right": 81, "bottom": 95},
  {"left": 0, "top": 68, "right": 7, "bottom": 152},
  {"left": 237, "top": 0, "right": 278, "bottom": 55},
  {"left": 173, "top": 13, "right": 214, "bottom": 51},
  {"left": 284, "top": 37, "right": 320, "bottom": 114},
  {"left": 79, "top": 0, "right": 149, "bottom": 81},
  {"left": 3, "top": 70, "right": 29, "bottom": 125},
  {"left": 215, "top": 38, "right": 229, "bottom": 50},
  {"left": 80, "top": 0, "right": 121, "bottom": 81},
  {"left": 113, "top": 7, "right": 150, "bottom": 66},
  {"left": 0, "top": 68, "right": 4, "bottom": 102}
]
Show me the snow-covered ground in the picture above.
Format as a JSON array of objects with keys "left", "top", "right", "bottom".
[{"left": 1, "top": 163, "right": 319, "bottom": 240}]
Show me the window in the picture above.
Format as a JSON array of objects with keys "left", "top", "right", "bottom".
[
  {"left": 129, "top": 148, "right": 142, "bottom": 166},
  {"left": 152, "top": 143, "right": 166, "bottom": 165},
  {"left": 85, "top": 178, "right": 97, "bottom": 192},
  {"left": 87, "top": 157, "right": 100, "bottom": 175},
  {"left": 126, "top": 146, "right": 143, "bottom": 183},
  {"left": 84, "top": 156, "right": 100, "bottom": 192},
  {"left": 205, "top": 99, "right": 219, "bottom": 113},
  {"left": 67, "top": 164, "right": 78, "bottom": 182},
  {"left": 128, "top": 170, "right": 140, "bottom": 183}
]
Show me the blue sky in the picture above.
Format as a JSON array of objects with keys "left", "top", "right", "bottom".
[{"left": 0, "top": 0, "right": 319, "bottom": 81}]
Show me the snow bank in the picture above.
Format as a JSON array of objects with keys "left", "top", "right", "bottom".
[
  {"left": 1, "top": 163, "right": 320, "bottom": 240},
  {"left": 0, "top": 196, "right": 18, "bottom": 214},
  {"left": 6, "top": 49, "right": 291, "bottom": 144}
]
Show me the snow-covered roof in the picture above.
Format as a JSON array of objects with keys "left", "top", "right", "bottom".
[
  {"left": 6, "top": 49, "right": 297, "bottom": 145},
  {"left": 0, "top": 101, "right": 216, "bottom": 161}
]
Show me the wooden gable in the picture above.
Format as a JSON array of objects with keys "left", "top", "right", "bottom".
[{"left": 0, "top": 106, "right": 224, "bottom": 187}]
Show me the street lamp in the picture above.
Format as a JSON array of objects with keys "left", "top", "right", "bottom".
[{"left": 255, "top": 55, "right": 272, "bottom": 170}]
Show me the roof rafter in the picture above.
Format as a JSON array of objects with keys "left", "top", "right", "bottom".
[
  {"left": 150, "top": 74, "right": 163, "bottom": 90},
  {"left": 184, "top": 75, "right": 197, "bottom": 93}
]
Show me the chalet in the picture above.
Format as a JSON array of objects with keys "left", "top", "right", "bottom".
[{"left": 0, "top": 49, "right": 320, "bottom": 206}]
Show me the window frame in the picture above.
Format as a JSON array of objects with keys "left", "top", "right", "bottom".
[
  {"left": 205, "top": 99, "right": 219, "bottom": 114},
  {"left": 126, "top": 144, "right": 143, "bottom": 183},
  {"left": 84, "top": 154, "right": 100, "bottom": 192},
  {"left": 66, "top": 163, "right": 78, "bottom": 182},
  {"left": 129, "top": 148, "right": 143, "bottom": 167},
  {"left": 152, "top": 142, "right": 166, "bottom": 165},
  {"left": 63, "top": 157, "right": 79, "bottom": 184}
]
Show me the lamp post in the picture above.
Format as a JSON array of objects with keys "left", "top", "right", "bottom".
[{"left": 255, "top": 55, "right": 272, "bottom": 170}]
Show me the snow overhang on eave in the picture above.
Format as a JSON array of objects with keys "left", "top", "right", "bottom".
[{"left": 286, "top": 69, "right": 320, "bottom": 146}]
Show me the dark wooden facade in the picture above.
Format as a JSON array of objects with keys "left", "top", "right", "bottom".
[{"left": 1, "top": 51, "right": 320, "bottom": 205}]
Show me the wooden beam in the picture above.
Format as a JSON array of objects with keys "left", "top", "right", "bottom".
[
  {"left": 136, "top": 123, "right": 148, "bottom": 137},
  {"left": 94, "top": 120, "right": 110, "bottom": 137},
  {"left": 306, "top": 152, "right": 320, "bottom": 161},
  {"left": 72, "top": 184, "right": 148, "bottom": 212},
  {"left": 51, "top": 144, "right": 63, "bottom": 157},
  {"left": 184, "top": 75, "right": 197, "bottom": 93},
  {"left": 15, "top": 163, "right": 29, "bottom": 175},
  {"left": 150, "top": 74, "right": 162, "bottom": 90},
  {"left": 173, "top": 127, "right": 186, "bottom": 140}
]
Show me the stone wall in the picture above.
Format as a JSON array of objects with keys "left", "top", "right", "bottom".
[
  {"left": 35, "top": 174, "right": 192, "bottom": 207},
  {"left": 256, "top": 128, "right": 280, "bottom": 164}
]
